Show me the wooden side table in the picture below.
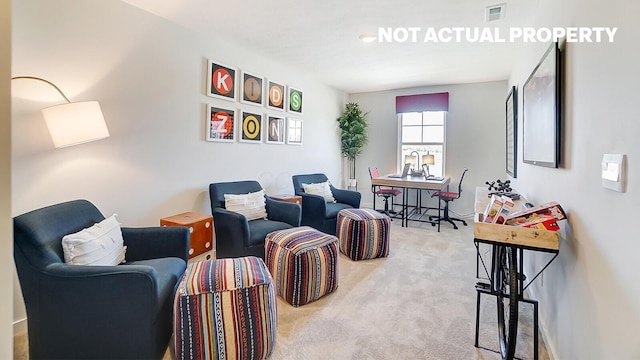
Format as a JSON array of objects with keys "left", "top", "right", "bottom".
[
  {"left": 160, "top": 212, "right": 214, "bottom": 262},
  {"left": 269, "top": 194, "right": 302, "bottom": 205}
]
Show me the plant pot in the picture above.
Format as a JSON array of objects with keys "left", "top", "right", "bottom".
[{"left": 347, "top": 178, "right": 357, "bottom": 190}]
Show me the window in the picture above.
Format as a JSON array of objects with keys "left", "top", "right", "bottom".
[{"left": 399, "top": 111, "right": 446, "bottom": 177}]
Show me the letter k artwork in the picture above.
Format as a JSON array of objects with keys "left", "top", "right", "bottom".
[{"left": 213, "top": 68, "right": 233, "bottom": 95}]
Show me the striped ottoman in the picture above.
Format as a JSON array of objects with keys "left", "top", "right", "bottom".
[
  {"left": 337, "top": 208, "right": 390, "bottom": 261},
  {"left": 265, "top": 226, "right": 339, "bottom": 307},
  {"left": 174, "top": 256, "right": 277, "bottom": 360}
]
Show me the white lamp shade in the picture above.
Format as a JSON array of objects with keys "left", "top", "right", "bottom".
[
  {"left": 404, "top": 154, "right": 417, "bottom": 166},
  {"left": 41, "top": 101, "right": 109, "bottom": 148},
  {"left": 422, "top": 154, "right": 435, "bottom": 165}
]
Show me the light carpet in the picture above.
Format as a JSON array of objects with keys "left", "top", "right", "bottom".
[
  {"left": 15, "top": 221, "right": 549, "bottom": 360},
  {"left": 265, "top": 221, "right": 549, "bottom": 360}
]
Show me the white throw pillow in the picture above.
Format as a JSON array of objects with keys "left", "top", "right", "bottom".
[
  {"left": 224, "top": 190, "right": 268, "bottom": 221},
  {"left": 61, "top": 214, "right": 127, "bottom": 266},
  {"left": 302, "top": 181, "right": 336, "bottom": 203}
]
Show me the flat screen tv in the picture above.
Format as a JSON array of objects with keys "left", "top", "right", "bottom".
[{"left": 522, "top": 42, "right": 561, "bottom": 168}]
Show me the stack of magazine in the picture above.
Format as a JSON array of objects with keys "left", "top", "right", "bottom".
[{"left": 483, "top": 197, "right": 566, "bottom": 231}]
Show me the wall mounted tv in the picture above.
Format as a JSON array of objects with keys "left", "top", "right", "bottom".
[{"left": 522, "top": 42, "right": 561, "bottom": 168}]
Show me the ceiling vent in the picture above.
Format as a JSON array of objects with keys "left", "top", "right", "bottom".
[{"left": 485, "top": 4, "right": 506, "bottom": 22}]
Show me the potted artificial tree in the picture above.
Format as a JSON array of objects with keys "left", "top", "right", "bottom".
[{"left": 337, "top": 102, "right": 368, "bottom": 189}]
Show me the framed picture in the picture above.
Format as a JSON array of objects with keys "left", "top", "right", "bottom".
[
  {"left": 266, "top": 80, "right": 286, "bottom": 111},
  {"left": 241, "top": 71, "right": 264, "bottom": 106},
  {"left": 287, "top": 118, "right": 303, "bottom": 145},
  {"left": 523, "top": 42, "right": 561, "bottom": 168},
  {"left": 240, "top": 111, "right": 263, "bottom": 143},
  {"left": 265, "top": 115, "right": 285, "bottom": 144},
  {"left": 506, "top": 85, "right": 517, "bottom": 177},
  {"left": 206, "top": 60, "right": 236, "bottom": 101},
  {"left": 288, "top": 87, "right": 303, "bottom": 114},
  {"left": 206, "top": 105, "right": 236, "bottom": 142}
]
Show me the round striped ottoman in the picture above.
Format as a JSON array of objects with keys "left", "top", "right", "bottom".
[
  {"left": 336, "top": 208, "right": 390, "bottom": 261},
  {"left": 265, "top": 226, "right": 339, "bottom": 307},
  {"left": 174, "top": 256, "right": 277, "bottom": 360}
]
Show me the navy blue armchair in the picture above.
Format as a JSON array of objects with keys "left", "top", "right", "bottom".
[
  {"left": 209, "top": 180, "right": 301, "bottom": 259},
  {"left": 13, "top": 200, "right": 189, "bottom": 360},
  {"left": 292, "top": 173, "right": 361, "bottom": 235}
]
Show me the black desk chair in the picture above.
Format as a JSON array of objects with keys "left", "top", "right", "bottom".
[
  {"left": 429, "top": 168, "right": 468, "bottom": 229},
  {"left": 369, "top": 166, "right": 401, "bottom": 218}
]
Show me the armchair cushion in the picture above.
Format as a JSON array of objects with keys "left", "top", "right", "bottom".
[
  {"left": 62, "top": 214, "right": 127, "bottom": 266},
  {"left": 326, "top": 202, "right": 354, "bottom": 219},
  {"left": 124, "top": 257, "right": 187, "bottom": 310},
  {"left": 224, "top": 190, "right": 268, "bottom": 221},
  {"left": 302, "top": 181, "right": 336, "bottom": 203},
  {"left": 248, "top": 219, "right": 294, "bottom": 246}
]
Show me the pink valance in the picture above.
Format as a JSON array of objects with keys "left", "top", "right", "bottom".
[{"left": 396, "top": 92, "right": 449, "bottom": 113}]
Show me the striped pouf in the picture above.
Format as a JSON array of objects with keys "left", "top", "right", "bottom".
[
  {"left": 264, "top": 226, "right": 339, "bottom": 307},
  {"left": 336, "top": 208, "right": 390, "bottom": 261},
  {"left": 174, "top": 256, "right": 277, "bottom": 360}
]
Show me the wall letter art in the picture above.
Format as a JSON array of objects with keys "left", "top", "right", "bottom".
[
  {"left": 240, "top": 111, "right": 263, "bottom": 143},
  {"left": 266, "top": 115, "right": 285, "bottom": 144},
  {"left": 267, "top": 80, "right": 285, "bottom": 111},
  {"left": 207, "top": 59, "right": 236, "bottom": 101},
  {"left": 206, "top": 105, "right": 236, "bottom": 142},
  {"left": 288, "top": 87, "right": 303, "bottom": 114},
  {"left": 241, "top": 71, "right": 264, "bottom": 106}
]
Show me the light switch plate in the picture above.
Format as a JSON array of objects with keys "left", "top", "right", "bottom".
[{"left": 601, "top": 154, "right": 625, "bottom": 192}]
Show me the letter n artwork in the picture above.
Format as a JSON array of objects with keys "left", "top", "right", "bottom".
[{"left": 207, "top": 60, "right": 236, "bottom": 101}]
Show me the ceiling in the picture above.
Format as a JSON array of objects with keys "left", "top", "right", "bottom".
[{"left": 121, "top": 0, "right": 539, "bottom": 93}]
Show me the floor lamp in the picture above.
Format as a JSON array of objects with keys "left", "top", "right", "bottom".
[{"left": 11, "top": 76, "right": 109, "bottom": 148}]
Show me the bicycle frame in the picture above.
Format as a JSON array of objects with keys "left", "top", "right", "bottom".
[{"left": 473, "top": 240, "right": 559, "bottom": 360}]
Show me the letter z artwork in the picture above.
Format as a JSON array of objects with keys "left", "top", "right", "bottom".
[{"left": 206, "top": 105, "right": 236, "bottom": 142}]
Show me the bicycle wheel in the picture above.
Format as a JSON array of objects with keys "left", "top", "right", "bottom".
[{"left": 494, "top": 245, "right": 519, "bottom": 360}]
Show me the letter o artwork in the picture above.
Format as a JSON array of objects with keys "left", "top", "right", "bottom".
[
  {"left": 241, "top": 112, "right": 262, "bottom": 143},
  {"left": 244, "top": 115, "right": 260, "bottom": 138}
]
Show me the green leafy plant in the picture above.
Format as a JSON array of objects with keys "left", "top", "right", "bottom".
[{"left": 337, "top": 102, "right": 368, "bottom": 179}]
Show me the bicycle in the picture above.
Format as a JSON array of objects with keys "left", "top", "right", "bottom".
[
  {"left": 474, "top": 241, "right": 558, "bottom": 360},
  {"left": 493, "top": 244, "right": 519, "bottom": 359}
]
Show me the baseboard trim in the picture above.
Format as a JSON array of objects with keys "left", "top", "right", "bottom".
[
  {"left": 526, "top": 287, "right": 558, "bottom": 360},
  {"left": 13, "top": 317, "right": 27, "bottom": 335}
]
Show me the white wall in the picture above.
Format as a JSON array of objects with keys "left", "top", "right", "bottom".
[
  {"left": 1, "top": 0, "right": 13, "bottom": 357},
  {"left": 509, "top": 0, "right": 640, "bottom": 358},
  {"left": 12, "top": 0, "right": 344, "bottom": 325},
  {"left": 349, "top": 81, "right": 507, "bottom": 215}
]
